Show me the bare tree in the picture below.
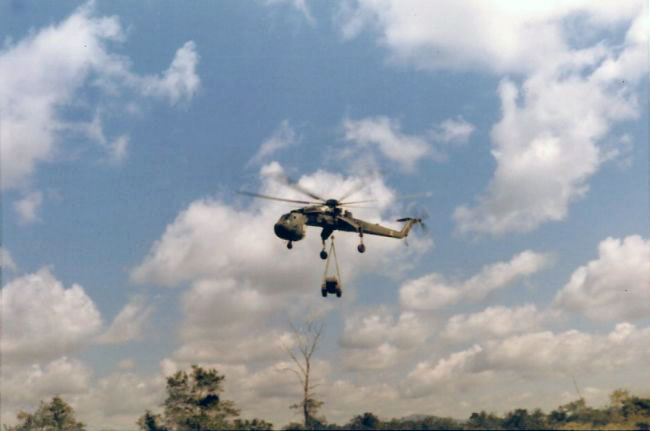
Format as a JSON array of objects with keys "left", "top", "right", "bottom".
[{"left": 283, "top": 321, "right": 325, "bottom": 429}]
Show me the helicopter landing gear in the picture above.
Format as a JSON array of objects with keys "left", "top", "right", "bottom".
[
  {"left": 287, "top": 241, "right": 293, "bottom": 249},
  {"left": 320, "top": 238, "right": 328, "bottom": 259},
  {"left": 357, "top": 230, "right": 365, "bottom": 253}
]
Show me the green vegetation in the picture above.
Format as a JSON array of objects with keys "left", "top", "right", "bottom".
[
  {"left": 6, "top": 367, "right": 650, "bottom": 431},
  {"left": 4, "top": 396, "right": 85, "bottom": 431},
  {"left": 136, "top": 365, "right": 272, "bottom": 431}
]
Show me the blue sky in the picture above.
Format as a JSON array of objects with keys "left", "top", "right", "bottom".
[{"left": 1, "top": 1, "right": 649, "bottom": 428}]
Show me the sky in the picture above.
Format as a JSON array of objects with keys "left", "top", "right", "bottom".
[{"left": 1, "top": 0, "right": 649, "bottom": 429}]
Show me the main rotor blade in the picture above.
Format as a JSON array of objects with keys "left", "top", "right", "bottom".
[
  {"left": 237, "top": 190, "right": 320, "bottom": 205},
  {"left": 341, "top": 192, "right": 432, "bottom": 206},
  {"left": 338, "top": 178, "right": 372, "bottom": 202},
  {"left": 339, "top": 198, "right": 379, "bottom": 205},
  {"left": 393, "top": 191, "right": 433, "bottom": 201},
  {"left": 273, "top": 173, "right": 326, "bottom": 202}
]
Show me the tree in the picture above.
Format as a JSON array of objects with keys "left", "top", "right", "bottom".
[
  {"left": 502, "top": 408, "right": 548, "bottom": 430},
  {"left": 137, "top": 365, "right": 241, "bottom": 431},
  {"left": 5, "top": 396, "right": 85, "bottom": 431},
  {"left": 284, "top": 321, "right": 325, "bottom": 429},
  {"left": 346, "top": 412, "right": 381, "bottom": 430},
  {"left": 136, "top": 410, "right": 167, "bottom": 431},
  {"left": 232, "top": 418, "right": 274, "bottom": 430},
  {"left": 467, "top": 411, "right": 503, "bottom": 429}
]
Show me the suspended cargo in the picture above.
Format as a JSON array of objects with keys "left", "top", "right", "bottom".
[{"left": 321, "top": 237, "right": 342, "bottom": 298}]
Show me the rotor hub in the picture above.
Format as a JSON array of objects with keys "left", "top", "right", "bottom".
[{"left": 324, "top": 199, "right": 340, "bottom": 208}]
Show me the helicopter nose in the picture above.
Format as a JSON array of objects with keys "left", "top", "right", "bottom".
[
  {"left": 274, "top": 221, "right": 303, "bottom": 241},
  {"left": 274, "top": 222, "right": 290, "bottom": 238}
]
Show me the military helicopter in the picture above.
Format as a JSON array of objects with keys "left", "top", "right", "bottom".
[{"left": 238, "top": 177, "right": 427, "bottom": 259}]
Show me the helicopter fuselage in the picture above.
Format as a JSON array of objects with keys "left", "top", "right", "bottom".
[{"left": 274, "top": 207, "right": 417, "bottom": 243}]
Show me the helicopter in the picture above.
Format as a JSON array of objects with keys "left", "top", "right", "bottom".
[{"left": 238, "top": 177, "right": 427, "bottom": 259}]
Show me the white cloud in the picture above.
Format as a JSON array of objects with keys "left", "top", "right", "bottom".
[
  {"left": 264, "top": 0, "right": 316, "bottom": 26},
  {"left": 1, "top": 357, "right": 92, "bottom": 408},
  {"left": 341, "top": 116, "right": 475, "bottom": 173},
  {"left": 431, "top": 117, "right": 475, "bottom": 145},
  {"left": 139, "top": 41, "right": 200, "bottom": 105},
  {"left": 344, "top": 343, "right": 401, "bottom": 371},
  {"left": 74, "top": 371, "right": 165, "bottom": 429},
  {"left": 83, "top": 112, "right": 129, "bottom": 163},
  {"left": 1, "top": 267, "right": 102, "bottom": 364},
  {"left": 339, "top": 309, "right": 432, "bottom": 371},
  {"left": 404, "top": 322, "right": 650, "bottom": 398},
  {"left": 97, "top": 296, "right": 154, "bottom": 344},
  {"left": 14, "top": 190, "right": 43, "bottom": 224},
  {"left": 554, "top": 235, "right": 650, "bottom": 321},
  {"left": 338, "top": 1, "right": 643, "bottom": 73},
  {"left": 343, "top": 116, "right": 437, "bottom": 172},
  {"left": 404, "top": 344, "right": 487, "bottom": 398},
  {"left": 340, "top": 309, "right": 430, "bottom": 350},
  {"left": 339, "top": 0, "right": 647, "bottom": 235},
  {"left": 441, "top": 304, "right": 547, "bottom": 343},
  {"left": 1, "top": 247, "right": 17, "bottom": 271},
  {"left": 0, "top": 4, "right": 199, "bottom": 190},
  {"left": 117, "top": 359, "right": 136, "bottom": 370},
  {"left": 400, "top": 250, "right": 551, "bottom": 310},
  {"left": 453, "top": 66, "right": 640, "bottom": 234},
  {"left": 248, "top": 120, "right": 300, "bottom": 166}
]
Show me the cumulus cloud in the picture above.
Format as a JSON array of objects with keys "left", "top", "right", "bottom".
[
  {"left": 340, "top": 309, "right": 429, "bottom": 350},
  {"left": 339, "top": 0, "right": 647, "bottom": 235},
  {"left": 339, "top": 309, "right": 432, "bottom": 371},
  {"left": 400, "top": 251, "right": 551, "bottom": 310},
  {"left": 0, "top": 4, "right": 199, "bottom": 190},
  {"left": 453, "top": 66, "right": 641, "bottom": 234},
  {"left": 554, "top": 235, "right": 650, "bottom": 321},
  {"left": 1, "top": 357, "right": 92, "bottom": 408},
  {"left": 97, "top": 296, "right": 155, "bottom": 344},
  {"left": 441, "top": 304, "right": 548, "bottom": 344},
  {"left": 14, "top": 191, "right": 43, "bottom": 224},
  {"left": 1, "top": 268, "right": 102, "bottom": 364},
  {"left": 263, "top": 0, "right": 316, "bottom": 26},
  {"left": 83, "top": 112, "right": 129, "bottom": 163},
  {"left": 138, "top": 41, "right": 200, "bottom": 104},
  {"left": 404, "top": 322, "right": 650, "bottom": 398},
  {"left": 1, "top": 247, "right": 17, "bottom": 271},
  {"left": 430, "top": 117, "right": 475, "bottom": 145},
  {"left": 74, "top": 371, "right": 165, "bottom": 429},
  {"left": 341, "top": 116, "right": 475, "bottom": 173},
  {"left": 343, "top": 116, "right": 439, "bottom": 172},
  {"left": 338, "top": 0, "right": 643, "bottom": 73},
  {"left": 248, "top": 120, "right": 301, "bottom": 166}
]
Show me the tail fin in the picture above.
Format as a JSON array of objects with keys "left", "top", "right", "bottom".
[{"left": 396, "top": 218, "right": 422, "bottom": 238}]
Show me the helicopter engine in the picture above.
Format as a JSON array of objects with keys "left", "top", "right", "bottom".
[{"left": 274, "top": 211, "right": 307, "bottom": 242}]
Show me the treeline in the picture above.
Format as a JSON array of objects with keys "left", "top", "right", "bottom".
[
  {"left": 308, "top": 392, "right": 650, "bottom": 430},
  {"left": 5, "top": 365, "right": 650, "bottom": 431}
]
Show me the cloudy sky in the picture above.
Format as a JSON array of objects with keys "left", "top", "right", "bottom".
[{"left": 1, "top": 1, "right": 648, "bottom": 429}]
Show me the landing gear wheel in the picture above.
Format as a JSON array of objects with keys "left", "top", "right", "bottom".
[
  {"left": 357, "top": 244, "right": 366, "bottom": 253},
  {"left": 320, "top": 250, "right": 328, "bottom": 260},
  {"left": 321, "top": 289, "right": 327, "bottom": 297},
  {"left": 287, "top": 241, "right": 293, "bottom": 249}
]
